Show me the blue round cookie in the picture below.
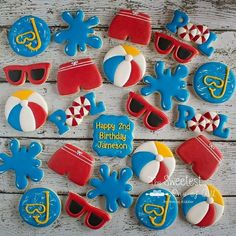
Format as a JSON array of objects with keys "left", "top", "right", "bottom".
[
  {"left": 19, "top": 187, "right": 61, "bottom": 227},
  {"left": 8, "top": 15, "right": 50, "bottom": 57},
  {"left": 193, "top": 62, "right": 235, "bottom": 103},
  {"left": 135, "top": 188, "right": 178, "bottom": 230}
]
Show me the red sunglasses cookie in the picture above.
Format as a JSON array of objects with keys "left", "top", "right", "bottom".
[
  {"left": 65, "top": 192, "right": 111, "bottom": 230},
  {"left": 154, "top": 32, "right": 199, "bottom": 64},
  {"left": 126, "top": 91, "right": 169, "bottom": 131},
  {"left": 176, "top": 135, "right": 223, "bottom": 180},
  {"left": 4, "top": 63, "right": 51, "bottom": 86}
]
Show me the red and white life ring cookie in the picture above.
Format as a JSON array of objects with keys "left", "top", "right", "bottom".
[
  {"left": 65, "top": 106, "right": 83, "bottom": 127},
  {"left": 203, "top": 112, "right": 220, "bottom": 132},
  {"left": 72, "top": 96, "right": 91, "bottom": 117},
  {"left": 188, "top": 113, "right": 206, "bottom": 133},
  {"left": 192, "top": 25, "right": 210, "bottom": 44},
  {"left": 177, "top": 23, "right": 198, "bottom": 42}
]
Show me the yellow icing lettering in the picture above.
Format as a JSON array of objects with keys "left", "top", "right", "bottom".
[
  {"left": 16, "top": 17, "right": 42, "bottom": 51},
  {"left": 98, "top": 141, "right": 128, "bottom": 149},
  {"left": 96, "top": 122, "right": 115, "bottom": 131},
  {"left": 25, "top": 191, "right": 50, "bottom": 225},
  {"left": 203, "top": 66, "right": 229, "bottom": 99},
  {"left": 99, "top": 132, "right": 126, "bottom": 141},
  {"left": 143, "top": 194, "right": 170, "bottom": 227},
  {"left": 118, "top": 122, "right": 131, "bottom": 130}
]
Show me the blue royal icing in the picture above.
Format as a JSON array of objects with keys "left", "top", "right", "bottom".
[
  {"left": 197, "top": 32, "right": 217, "bottom": 57},
  {"left": 175, "top": 104, "right": 195, "bottom": 129},
  {"left": 84, "top": 92, "right": 106, "bottom": 115},
  {"left": 48, "top": 109, "right": 70, "bottom": 135},
  {"left": 213, "top": 114, "right": 230, "bottom": 139},
  {"left": 193, "top": 62, "right": 236, "bottom": 104},
  {"left": 87, "top": 164, "right": 133, "bottom": 213},
  {"left": 19, "top": 187, "right": 61, "bottom": 227},
  {"left": 135, "top": 188, "right": 178, "bottom": 230},
  {"left": 8, "top": 15, "right": 50, "bottom": 57},
  {"left": 54, "top": 9, "right": 102, "bottom": 56},
  {"left": 93, "top": 114, "right": 134, "bottom": 158},
  {"left": 141, "top": 61, "right": 189, "bottom": 110},
  {"left": 0, "top": 139, "right": 43, "bottom": 189}
]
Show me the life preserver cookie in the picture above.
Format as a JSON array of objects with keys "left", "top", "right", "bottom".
[
  {"left": 8, "top": 16, "right": 50, "bottom": 57},
  {"left": 72, "top": 96, "right": 91, "bottom": 116},
  {"left": 131, "top": 141, "right": 175, "bottom": 184},
  {"left": 203, "top": 112, "right": 220, "bottom": 132},
  {"left": 65, "top": 106, "right": 83, "bottom": 127},
  {"left": 182, "top": 184, "right": 224, "bottom": 227},
  {"left": 103, "top": 45, "right": 146, "bottom": 87},
  {"left": 5, "top": 89, "right": 48, "bottom": 132},
  {"left": 193, "top": 25, "right": 210, "bottom": 44},
  {"left": 135, "top": 188, "right": 178, "bottom": 230},
  {"left": 187, "top": 113, "right": 206, "bottom": 133},
  {"left": 177, "top": 23, "right": 198, "bottom": 41},
  {"left": 19, "top": 187, "right": 61, "bottom": 227},
  {"left": 193, "top": 62, "right": 236, "bottom": 103}
]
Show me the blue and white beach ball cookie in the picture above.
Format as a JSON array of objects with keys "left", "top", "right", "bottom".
[
  {"left": 5, "top": 89, "right": 48, "bottom": 132},
  {"left": 135, "top": 188, "right": 178, "bottom": 230},
  {"left": 19, "top": 187, "right": 61, "bottom": 227},
  {"left": 8, "top": 15, "right": 50, "bottom": 57},
  {"left": 131, "top": 141, "right": 176, "bottom": 184},
  {"left": 193, "top": 62, "right": 235, "bottom": 103},
  {"left": 103, "top": 45, "right": 146, "bottom": 87}
]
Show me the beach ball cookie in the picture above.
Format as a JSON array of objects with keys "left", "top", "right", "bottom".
[
  {"left": 193, "top": 62, "right": 236, "bottom": 104},
  {"left": 182, "top": 184, "right": 224, "bottom": 227},
  {"left": 131, "top": 141, "right": 176, "bottom": 184},
  {"left": 5, "top": 89, "right": 48, "bottom": 132},
  {"left": 19, "top": 187, "right": 61, "bottom": 227},
  {"left": 103, "top": 45, "right": 146, "bottom": 87},
  {"left": 8, "top": 15, "right": 50, "bottom": 57},
  {"left": 135, "top": 188, "right": 178, "bottom": 230}
]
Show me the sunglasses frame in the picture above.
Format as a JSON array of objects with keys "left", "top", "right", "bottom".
[
  {"left": 3, "top": 62, "right": 51, "bottom": 86},
  {"left": 126, "top": 91, "right": 169, "bottom": 131},
  {"left": 154, "top": 32, "right": 199, "bottom": 63},
  {"left": 65, "top": 192, "right": 111, "bottom": 230}
]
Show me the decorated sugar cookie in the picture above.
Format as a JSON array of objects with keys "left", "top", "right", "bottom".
[
  {"left": 193, "top": 62, "right": 236, "bottom": 104},
  {"left": 48, "top": 144, "right": 94, "bottom": 186},
  {"left": 126, "top": 92, "right": 169, "bottom": 131},
  {"left": 65, "top": 106, "right": 83, "bottom": 127},
  {"left": 203, "top": 112, "right": 220, "bottom": 132},
  {"left": 0, "top": 139, "right": 43, "bottom": 189},
  {"left": 87, "top": 164, "right": 133, "bottom": 213},
  {"left": 93, "top": 115, "right": 134, "bottom": 158},
  {"left": 5, "top": 89, "right": 48, "bottom": 132},
  {"left": 66, "top": 192, "right": 111, "bottom": 229},
  {"left": 72, "top": 96, "right": 91, "bottom": 116},
  {"left": 141, "top": 61, "right": 189, "bottom": 110},
  {"left": 108, "top": 9, "right": 151, "bottom": 45},
  {"left": 187, "top": 113, "right": 206, "bottom": 133},
  {"left": 131, "top": 141, "right": 176, "bottom": 184},
  {"left": 182, "top": 184, "right": 224, "bottom": 227},
  {"left": 54, "top": 9, "right": 102, "bottom": 56},
  {"left": 19, "top": 187, "right": 61, "bottom": 227},
  {"left": 135, "top": 188, "right": 178, "bottom": 230},
  {"left": 176, "top": 135, "right": 223, "bottom": 180},
  {"left": 57, "top": 58, "right": 102, "bottom": 96},
  {"left": 8, "top": 15, "right": 50, "bottom": 57},
  {"left": 4, "top": 63, "right": 51, "bottom": 86},
  {"left": 103, "top": 45, "right": 146, "bottom": 87}
]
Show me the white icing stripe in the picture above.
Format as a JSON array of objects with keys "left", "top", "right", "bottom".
[
  {"left": 62, "top": 146, "right": 94, "bottom": 165},
  {"left": 213, "top": 203, "right": 224, "bottom": 224},
  {"left": 5, "top": 96, "right": 20, "bottom": 119},
  {"left": 20, "top": 106, "right": 36, "bottom": 132},
  {"left": 114, "top": 60, "right": 131, "bottom": 87},
  {"left": 183, "top": 184, "right": 210, "bottom": 197},
  {"left": 103, "top": 45, "right": 127, "bottom": 61},
  {"left": 139, "top": 160, "right": 160, "bottom": 183},
  {"left": 133, "top": 141, "right": 158, "bottom": 155},
  {"left": 196, "top": 136, "right": 222, "bottom": 162},
  {"left": 117, "top": 13, "right": 151, "bottom": 22},
  {"left": 59, "top": 61, "right": 94, "bottom": 71},
  {"left": 28, "top": 92, "right": 48, "bottom": 113},
  {"left": 163, "top": 157, "right": 176, "bottom": 177},
  {"left": 133, "top": 53, "right": 146, "bottom": 76},
  {"left": 186, "top": 201, "right": 209, "bottom": 224}
]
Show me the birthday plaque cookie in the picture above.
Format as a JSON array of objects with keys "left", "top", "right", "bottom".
[
  {"left": 19, "top": 187, "right": 61, "bottom": 227},
  {"left": 8, "top": 15, "right": 50, "bottom": 57},
  {"left": 135, "top": 188, "right": 178, "bottom": 230},
  {"left": 93, "top": 114, "right": 134, "bottom": 158},
  {"left": 193, "top": 62, "right": 236, "bottom": 103}
]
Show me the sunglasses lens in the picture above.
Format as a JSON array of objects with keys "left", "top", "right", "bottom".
[
  {"left": 8, "top": 70, "right": 22, "bottom": 82},
  {"left": 147, "top": 112, "right": 164, "bottom": 127},
  {"left": 88, "top": 213, "right": 103, "bottom": 227},
  {"left": 158, "top": 37, "right": 173, "bottom": 51},
  {"left": 177, "top": 46, "right": 193, "bottom": 60},
  {"left": 69, "top": 200, "right": 83, "bottom": 214},
  {"left": 129, "top": 98, "right": 145, "bottom": 113},
  {"left": 30, "top": 68, "right": 45, "bottom": 81}
]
